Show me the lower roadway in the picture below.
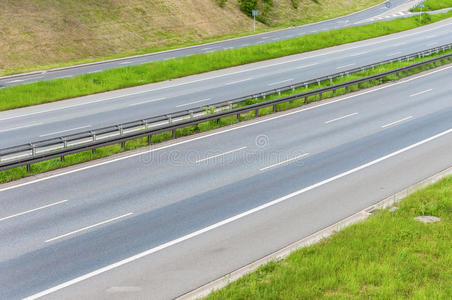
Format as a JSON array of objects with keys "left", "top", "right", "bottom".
[{"left": 0, "top": 65, "right": 451, "bottom": 299}]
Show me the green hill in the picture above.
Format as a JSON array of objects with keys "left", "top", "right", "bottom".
[{"left": 0, "top": 0, "right": 381, "bottom": 74}]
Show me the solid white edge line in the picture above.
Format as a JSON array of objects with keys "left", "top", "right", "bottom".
[
  {"left": 2, "top": 64, "right": 452, "bottom": 193},
  {"left": 0, "top": 200, "right": 68, "bottom": 222},
  {"left": 224, "top": 78, "right": 253, "bottom": 86},
  {"left": 23, "top": 127, "right": 452, "bottom": 300},
  {"left": 381, "top": 116, "right": 413, "bottom": 128},
  {"left": 410, "top": 88, "right": 433, "bottom": 97},
  {"left": 45, "top": 213, "right": 133, "bottom": 243},
  {"left": 39, "top": 125, "right": 92, "bottom": 137},
  {"left": 325, "top": 112, "right": 358, "bottom": 124},
  {"left": 260, "top": 153, "right": 309, "bottom": 171},
  {"left": 196, "top": 147, "right": 247, "bottom": 163}
]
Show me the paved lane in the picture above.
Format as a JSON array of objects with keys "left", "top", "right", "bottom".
[{"left": 0, "top": 65, "right": 450, "bottom": 299}]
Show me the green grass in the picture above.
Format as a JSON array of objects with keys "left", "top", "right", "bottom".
[
  {"left": 411, "top": 0, "right": 452, "bottom": 12},
  {"left": 1, "top": 51, "right": 451, "bottom": 185},
  {"left": 205, "top": 176, "right": 452, "bottom": 299},
  {"left": 1, "top": 11, "right": 451, "bottom": 111}
]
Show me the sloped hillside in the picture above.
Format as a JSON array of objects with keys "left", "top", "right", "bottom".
[{"left": 0, "top": 0, "right": 381, "bottom": 72}]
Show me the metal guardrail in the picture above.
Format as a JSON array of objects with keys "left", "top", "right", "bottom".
[{"left": 1, "top": 44, "right": 452, "bottom": 172}]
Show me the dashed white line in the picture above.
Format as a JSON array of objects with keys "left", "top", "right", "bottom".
[
  {"left": 45, "top": 213, "right": 133, "bottom": 243},
  {"left": 387, "top": 51, "right": 402, "bottom": 56},
  {"left": 0, "top": 122, "right": 43, "bottom": 133},
  {"left": 225, "top": 78, "right": 253, "bottom": 86},
  {"left": 39, "top": 125, "right": 92, "bottom": 137},
  {"left": 7, "top": 79, "right": 24, "bottom": 83},
  {"left": 119, "top": 61, "right": 133, "bottom": 65},
  {"left": 349, "top": 51, "right": 369, "bottom": 57},
  {"left": 269, "top": 78, "right": 293, "bottom": 86},
  {"left": 196, "top": 147, "right": 247, "bottom": 163},
  {"left": 325, "top": 112, "right": 358, "bottom": 124},
  {"left": 295, "top": 63, "right": 319, "bottom": 69},
  {"left": 410, "top": 89, "right": 432, "bottom": 97},
  {"left": 381, "top": 116, "right": 413, "bottom": 128},
  {"left": 260, "top": 153, "right": 309, "bottom": 171},
  {"left": 336, "top": 63, "right": 355, "bottom": 69},
  {"left": 23, "top": 127, "right": 452, "bottom": 300},
  {"left": 176, "top": 98, "right": 211, "bottom": 108},
  {"left": 128, "top": 97, "right": 166, "bottom": 107},
  {"left": 0, "top": 200, "right": 68, "bottom": 222},
  {"left": 87, "top": 70, "right": 102, "bottom": 74}
]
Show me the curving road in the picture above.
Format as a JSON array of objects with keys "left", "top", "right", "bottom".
[
  {"left": 0, "top": 16, "right": 451, "bottom": 149},
  {"left": 0, "top": 0, "right": 410, "bottom": 88},
  {"left": 0, "top": 63, "right": 451, "bottom": 299}
]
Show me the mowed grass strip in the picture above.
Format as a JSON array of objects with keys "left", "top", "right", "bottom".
[
  {"left": 412, "top": 0, "right": 452, "bottom": 11},
  {"left": 1, "top": 51, "right": 451, "bottom": 185},
  {"left": 1, "top": 11, "right": 452, "bottom": 111},
  {"left": 205, "top": 176, "right": 452, "bottom": 299}
]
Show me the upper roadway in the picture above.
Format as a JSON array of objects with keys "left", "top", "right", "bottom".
[
  {"left": 0, "top": 16, "right": 451, "bottom": 149},
  {"left": 0, "top": 62, "right": 451, "bottom": 299},
  {"left": 0, "top": 0, "right": 409, "bottom": 87}
]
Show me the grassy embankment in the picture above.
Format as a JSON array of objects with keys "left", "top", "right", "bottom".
[
  {"left": 0, "top": 0, "right": 383, "bottom": 76},
  {"left": 205, "top": 175, "right": 452, "bottom": 299},
  {"left": 1, "top": 48, "right": 451, "bottom": 184},
  {"left": 1, "top": 11, "right": 452, "bottom": 111},
  {"left": 411, "top": 0, "right": 452, "bottom": 11}
]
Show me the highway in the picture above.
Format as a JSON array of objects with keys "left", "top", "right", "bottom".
[
  {"left": 0, "top": 17, "right": 452, "bottom": 149},
  {"left": 0, "top": 0, "right": 410, "bottom": 88},
  {"left": 0, "top": 62, "right": 451, "bottom": 299}
]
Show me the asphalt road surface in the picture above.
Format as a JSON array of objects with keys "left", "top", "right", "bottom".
[
  {"left": 0, "top": 63, "right": 451, "bottom": 299},
  {"left": 0, "top": 17, "right": 451, "bottom": 149},
  {"left": 0, "top": 0, "right": 409, "bottom": 88}
]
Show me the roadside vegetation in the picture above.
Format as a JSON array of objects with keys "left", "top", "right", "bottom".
[
  {"left": 1, "top": 49, "right": 451, "bottom": 184},
  {"left": 0, "top": 0, "right": 383, "bottom": 75},
  {"left": 411, "top": 0, "right": 452, "bottom": 12},
  {"left": 1, "top": 11, "right": 452, "bottom": 111},
  {"left": 205, "top": 175, "right": 452, "bottom": 299}
]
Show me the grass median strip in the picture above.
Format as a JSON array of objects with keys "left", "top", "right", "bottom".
[
  {"left": 1, "top": 11, "right": 452, "bottom": 111},
  {"left": 204, "top": 176, "right": 452, "bottom": 299},
  {"left": 1, "top": 51, "right": 451, "bottom": 185}
]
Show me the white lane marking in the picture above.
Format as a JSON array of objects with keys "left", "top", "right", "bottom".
[
  {"left": 7, "top": 79, "right": 24, "bottom": 83},
  {"left": 23, "top": 128, "right": 452, "bottom": 300},
  {"left": 45, "top": 213, "right": 133, "bottom": 243},
  {"left": 387, "top": 51, "right": 402, "bottom": 56},
  {"left": 119, "top": 61, "right": 133, "bottom": 65},
  {"left": 127, "top": 97, "right": 166, "bottom": 107},
  {"left": 336, "top": 63, "right": 355, "bottom": 69},
  {"left": 39, "top": 125, "right": 92, "bottom": 137},
  {"left": 0, "top": 200, "right": 68, "bottom": 222},
  {"left": 349, "top": 51, "right": 369, "bottom": 57},
  {"left": 381, "top": 116, "right": 413, "bottom": 128},
  {"left": 294, "top": 63, "right": 319, "bottom": 69},
  {"left": 261, "top": 37, "right": 270, "bottom": 39},
  {"left": 410, "top": 89, "right": 433, "bottom": 97},
  {"left": 60, "top": 75, "right": 73, "bottom": 79},
  {"left": 224, "top": 78, "right": 253, "bottom": 86},
  {"left": 260, "top": 153, "right": 309, "bottom": 171},
  {"left": 0, "top": 122, "right": 43, "bottom": 133},
  {"left": 176, "top": 98, "right": 211, "bottom": 108},
  {"left": 325, "top": 112, "right": 358, "bottom": 124},
  {"left": 268, "top": 78, "right": 293, "bottom": 86},
  {"left": 87, "top": 70, "right": 102, "bottom": 74},
  {"left": 3, "top": 65, "right": 452, "bottom": 193},
  {"left": 196, "top": 147, "right": 247, "bottom": 163}
]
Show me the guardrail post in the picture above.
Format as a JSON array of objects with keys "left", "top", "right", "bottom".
[
  {"left": 61, "top": 137, "right": 67, "bottom": 162},
  {"left": 273, "top": 104, "right": 276, "bottom": 112},
  {"left": 317, "top": 80, "right": 320, "bottom": 87},
  {"left": 148, "top": 134, "right": 152, "bottom": 145},
  {"left": 172, "top": 129, "right": 176, "bottom": 139},
  {"left": 304, "top": 97, "right": 307, "bottom": 104},
  {"left": 278, "top": 90, "right": 281, "bottom": 96},
  {"left": 255, "top": 108, "right": 259, "bottom": 117}
]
